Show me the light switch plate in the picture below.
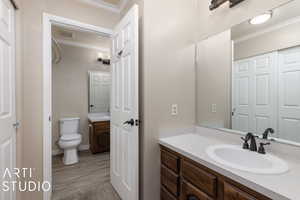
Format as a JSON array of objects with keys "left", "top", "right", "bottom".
[{"left": 171, "top": 104, "right": 178, "bottom": 115}]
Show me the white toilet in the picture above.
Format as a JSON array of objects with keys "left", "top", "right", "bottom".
[{"left": 58, "top": 117, "right": 82, "bottom": 165}]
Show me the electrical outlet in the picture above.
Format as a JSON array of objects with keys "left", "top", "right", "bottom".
[
  {"left": 211, "top": 104, "right": 217, "bottom": 113},
  {"left": 171, "top": 104, "right": 178, "bottom": 115}
]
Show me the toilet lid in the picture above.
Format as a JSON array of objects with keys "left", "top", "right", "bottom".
[{"left": 60, "top": 134, "right": 82, "bottom": 141}]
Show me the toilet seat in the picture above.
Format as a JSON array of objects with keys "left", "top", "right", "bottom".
[{"left": 60, "top": 134, "right": 82, "bottom": 141}]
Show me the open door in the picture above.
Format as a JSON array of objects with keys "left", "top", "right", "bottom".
[
  {"left": 110, "top": 5, "right": 139, "bottom": 200},
  {"left": 0, "top": 0, "right": 16, "bottom": 199}
]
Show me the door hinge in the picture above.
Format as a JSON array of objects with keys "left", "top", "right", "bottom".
[
  {"left": 13, "top": 122, "right": 20, "bottom": 129},
  {"left": 135, "top": 119, "right": 141, "bottom": 126},
  {"left": 49, "top": 116, "right": 52, "bottom": 122}
]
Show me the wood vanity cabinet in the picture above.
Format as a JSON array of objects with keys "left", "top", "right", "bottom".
[
  {"left": 160, "top": 146, "right": 271, "bottom": 200},
  {"left": 89, "top": 121, "right": 110, "bottom": 153}
]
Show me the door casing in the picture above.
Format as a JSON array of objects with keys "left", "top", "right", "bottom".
[{"left": 43, "top": 13, "right": 113, "bottom": 200}]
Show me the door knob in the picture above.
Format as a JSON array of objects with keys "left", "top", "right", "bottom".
[{"left": 123, "top": 119, "right": 134, "bottom": 126}]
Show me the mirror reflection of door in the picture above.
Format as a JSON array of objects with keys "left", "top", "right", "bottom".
[{"left": 89, "top": 71, "right": 111, "bottom": 113}]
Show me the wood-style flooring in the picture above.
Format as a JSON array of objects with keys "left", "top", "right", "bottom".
[{"left": 52, "top": 151, "right": 120, "bottom": 200}]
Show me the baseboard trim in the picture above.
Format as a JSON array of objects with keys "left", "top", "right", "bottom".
[{"left": 52, "top": 145, "right": 90, "bottom": 156}]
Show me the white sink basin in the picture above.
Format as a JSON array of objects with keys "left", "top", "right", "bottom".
[
  {"left": 88, "top": 112, "right": 110, "bottom": 122},
  {"left": 206, "top": 145, "right": 289, "bottom": 174}
]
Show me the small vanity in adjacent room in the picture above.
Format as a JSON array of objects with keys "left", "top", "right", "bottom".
[{"left": 88, "top": 113, "right": 111, "bottom": 153}]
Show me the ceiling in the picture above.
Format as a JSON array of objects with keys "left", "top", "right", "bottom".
[
  {"left": 52, "top": 25, "right": 111, "bottom": 52},
  {"left": 232, "top": 1, "right": 300, "bottom": 40}
]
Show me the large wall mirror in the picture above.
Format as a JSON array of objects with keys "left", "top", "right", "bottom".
[
  {"left": 88, "top": 71, "right": 111, "bottom": 113},
  {"left": 196, "top": 0, "right": 300, "bottom": 144}
]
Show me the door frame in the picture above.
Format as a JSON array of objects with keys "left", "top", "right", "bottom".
[{"left": 42, "top": 13, "right": 113, "bottom": 200}]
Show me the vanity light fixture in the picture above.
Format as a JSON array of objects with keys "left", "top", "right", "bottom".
[
  {"left": 249, "top": 11, "right": 272, "bottom": 25},
  {"left": 97, "top": 52, "right": 110, "bottom": 65}
]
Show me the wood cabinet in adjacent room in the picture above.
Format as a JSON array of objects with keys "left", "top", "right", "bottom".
[
  {"left": 89, "top": 120, "right": 110, "bottom": 153},
  {"left": 160, "top": 145, "right": 271, "bottom": 200}
]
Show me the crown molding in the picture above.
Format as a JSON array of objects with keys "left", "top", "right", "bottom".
[
  {"left": 56, "top": 39, "right": 110, "bottom": 53},
  {"left": 234, "top": 16, "right": 300, "bottom": 44},
  {"left": 77, "top": 0, "right": 127, "bottom": 13}
]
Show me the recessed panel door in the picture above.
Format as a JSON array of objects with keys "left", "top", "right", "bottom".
[
  {"left": 110, "top": 5, "right": 139, "bottom": 200},
  {"left": 278, "top": 46, "right": 300, "bottom": 142}
]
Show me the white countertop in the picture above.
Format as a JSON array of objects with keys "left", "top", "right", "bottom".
[
  {"left": 88, "top": 112, "right": 110, "bottom": 122},
  {"left": 159, "top": 127, "right": 300, "bottom": 200}
]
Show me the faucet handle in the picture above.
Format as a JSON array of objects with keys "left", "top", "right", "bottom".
[{"left": 258, "top": 142, "right": 271, "bottom": 154}]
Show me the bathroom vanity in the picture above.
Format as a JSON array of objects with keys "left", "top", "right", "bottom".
[
  {"left": 159, "top": 127, "right": 300, "bottom": 200},
  {"left": 160, "top": 145, "right": 270, "bottom": 200},
  {"left": 88, "top": 113, "right": 111, "bottom": 153}
]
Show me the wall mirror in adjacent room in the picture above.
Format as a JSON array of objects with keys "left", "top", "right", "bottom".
[
  {"left": 88, "top": 71, "right": 111, "bottom": 113},
  {"left": 196, "top": 0, "right": 300, "bottom": 145}
]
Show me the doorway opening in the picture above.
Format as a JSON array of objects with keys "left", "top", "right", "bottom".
[{"left": 43, "top": 5, "right": 139, "bottom": 200}]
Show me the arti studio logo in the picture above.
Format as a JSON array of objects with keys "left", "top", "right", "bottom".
[{"left": 1, "top": 168, "right": 51, "bottom": 192}]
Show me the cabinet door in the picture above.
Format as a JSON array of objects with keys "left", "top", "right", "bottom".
[
  {"left": 224, "top": 182, "right": 257, "bottom": 200},
  {"left": 161, "top": 187, "right": 177, "bottom": 200},
  {"left": 161, "top": 165, "right": 180, "bottom": 197},
  {"left": 181, "top": 180, "right": 214, "bottom": 200}
]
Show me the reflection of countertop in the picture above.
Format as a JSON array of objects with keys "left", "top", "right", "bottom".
[
  {"left": 159, "top": 126, "right": 300, "bottom": 200},
  {"left": 88, "top": 112, "right": 110, "bottom": 122}
]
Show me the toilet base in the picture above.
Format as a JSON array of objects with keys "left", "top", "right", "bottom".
[{"left": 63, "top": 148, "right": 79, "bottom": 165}]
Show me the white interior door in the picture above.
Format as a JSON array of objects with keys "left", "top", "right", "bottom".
[
  {"left": 252, "top": 53, "right": 277, "bottom": 134},
  {"left": 232, "top": 59, "right": 253, "bottom": 132},
  {"left": 89, "top": 72, "right": 111, "bottom": 113},
  {"left": 110, "top": 5, "right": 139, "bottom": 200},
  {"left": 0, "top": 0, "right": 16, "bottom": 199},
  {"left": 278, "top": 46, "right": 300, "bottom": 142},
  {"left": 233, "top": 53, "right": 277, "bottom": 134}
]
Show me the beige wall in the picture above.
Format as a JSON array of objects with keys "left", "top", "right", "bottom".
[
  {"left": 14, "top": 0, "right": 23, "bottom": 200},
  {"left": 142, "top": 1, "right": 198, "bottom": 200},
  {"left": 52, "top": 44, "right": 110, "bottom": 154},
  {"left": 234, "top": 21, "right": 300, "bottom": 60},
  {"left": 20, "top": 0, "right": 119, "bottom": 199},
  {"left": 196, "top": 30, "right": 231, "bottom": 129}
]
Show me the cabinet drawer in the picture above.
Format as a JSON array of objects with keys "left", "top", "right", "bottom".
[
  {"left": 181, "top": 160, "right": 217, "bottom": 198},
  {"left": 94, "top": 121, "right": 110, "bottom": 132},
  {"left": 161, "top": 150, "right": 180, "bottom": 173},
  {"left": 224, "top": 182, "right": 257, "bottom": 200},
  {"left": 161, "top": 165, "right": 180, "bottom": 197},
  {"left": 181, "top": 180, "right": 214, "bottom": 200},
  {"left": 161, "top": 186, "right": 177, "bottom": 200}
]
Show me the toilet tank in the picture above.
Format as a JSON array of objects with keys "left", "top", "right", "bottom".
[{"left": 59, "top": 118, "right": 80, "bottom": 135}]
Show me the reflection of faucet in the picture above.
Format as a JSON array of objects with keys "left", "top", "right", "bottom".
[{"left": 262, "top": 128, "right": 274, "bottom": 140}]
